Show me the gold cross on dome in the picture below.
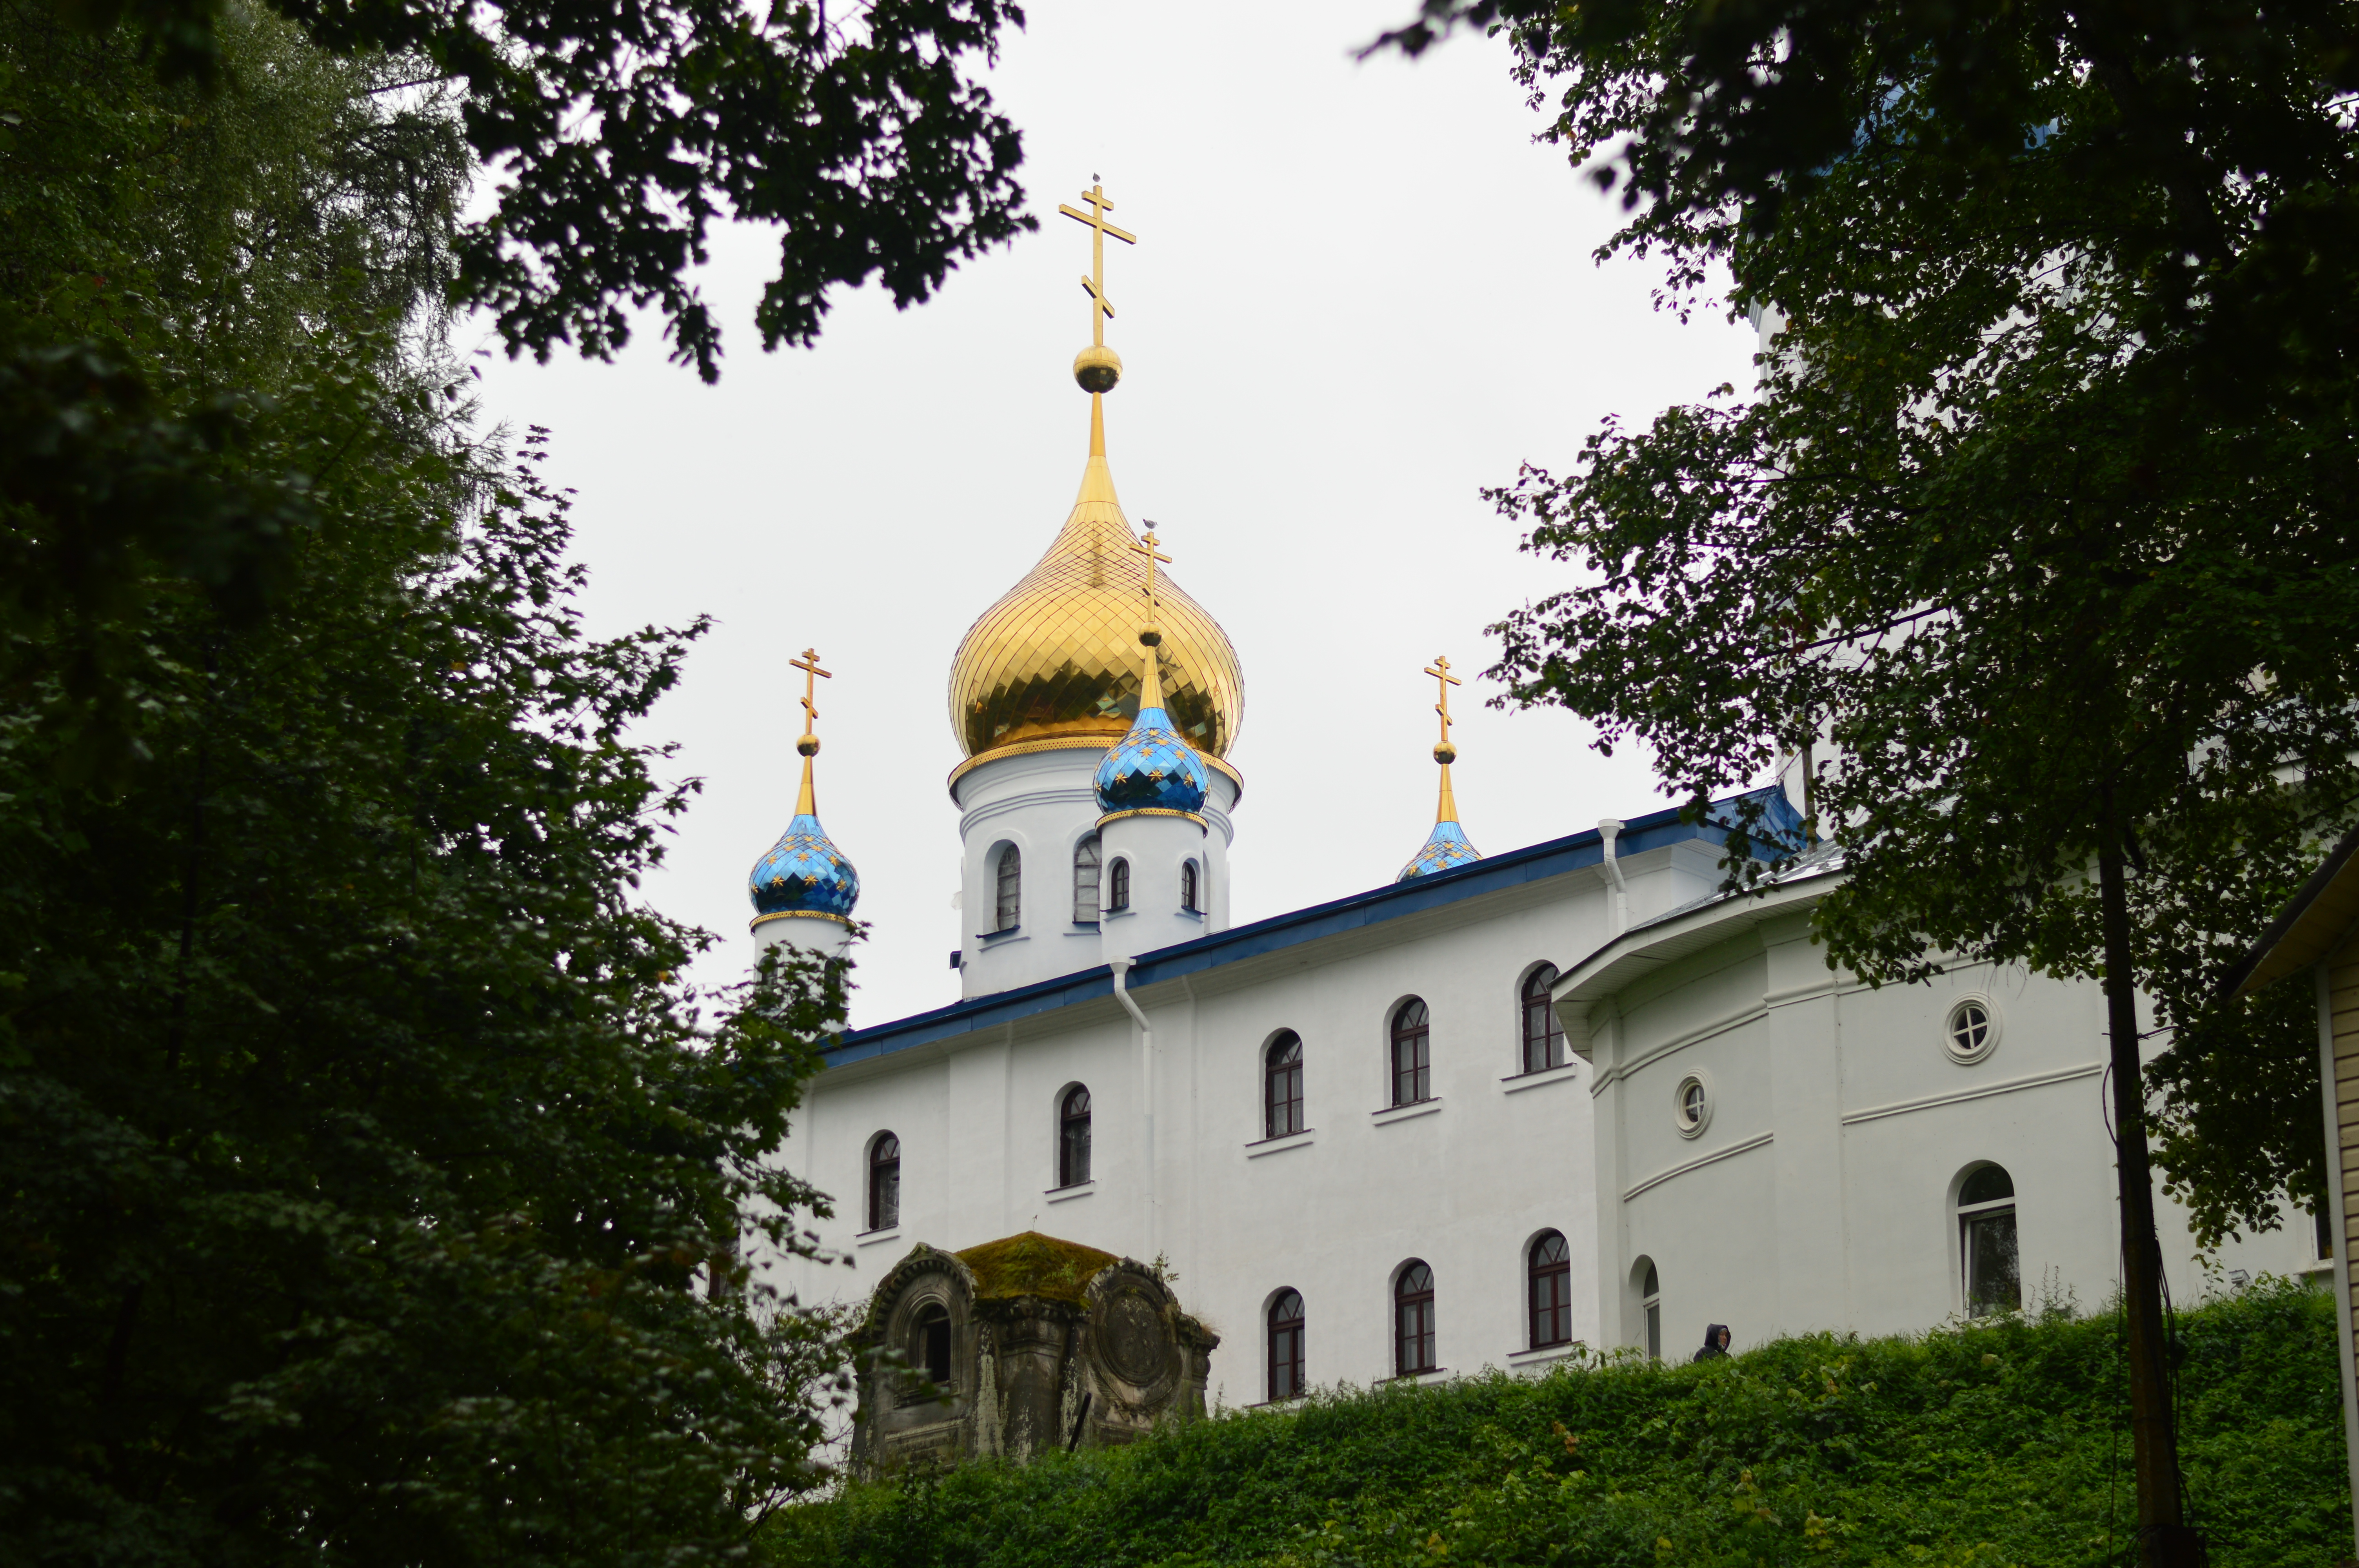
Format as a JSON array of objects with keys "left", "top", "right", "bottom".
[
  {"left": 1130, "top": 527, "right": 1171, "bottom": 613},
  {"left": 1425, "top": 655, "right": 1461, "bottom": 745},
  {"left": 790, "top": 646, "right": 832, "bottom": 737},
  {"left": 1058, "top": 179, "right": 1137, "bottom": 348}
]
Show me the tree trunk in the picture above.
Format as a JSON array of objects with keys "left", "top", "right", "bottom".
[{"left": 2098, "top": 831, "right": 2204, "bottom": 1567}]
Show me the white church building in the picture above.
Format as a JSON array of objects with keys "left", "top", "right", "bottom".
[{"left": 746, "top": 187, "right": 2320, "bottom": 1412}]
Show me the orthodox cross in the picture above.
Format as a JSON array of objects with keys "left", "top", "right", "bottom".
[
  {"left": 1130, "top": 527, "right": 1171, "bottom": 615},
  {"left": 790, "top": 646, "right": 831, "bottom": 740},
  {"left": 1058, "top": 178, "right": 1137, "bottom": 347},
  {"left": 1425, "top": 655, "right": 1461, "bottom": 747}
]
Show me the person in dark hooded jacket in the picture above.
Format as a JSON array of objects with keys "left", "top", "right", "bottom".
[{"left": 1692, "top": 1324, "right": 1731, "bottom": 1361}]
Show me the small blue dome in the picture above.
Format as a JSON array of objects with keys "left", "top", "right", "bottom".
[
  {"left": 1094, "top": 704, "right": 1210, "bottom": 817},
  {"left": 749, "top": 813, "right": 860, "bottom": 921},
  {"left": 1397, "top": 819, "right": 1481, "bottom": 882}
]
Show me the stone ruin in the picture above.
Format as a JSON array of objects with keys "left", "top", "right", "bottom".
[{"left": 849, "top": 1230, "right": 1218, "bottom": 1474}]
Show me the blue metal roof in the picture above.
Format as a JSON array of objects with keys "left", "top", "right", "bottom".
[{"left": 821, "top": 786, "right": 1802, "bottom": 1070}]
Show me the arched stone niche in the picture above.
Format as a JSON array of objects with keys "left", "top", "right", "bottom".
[{"left": 850, "top": 1231, "right": 1218, "bottom": 1476}]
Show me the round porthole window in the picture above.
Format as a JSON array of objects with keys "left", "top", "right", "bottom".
[
  {"left": 1945, "top": 996, "right": 2001, "bottom": 1064},
  {"left": 1672, "top": 1071, "right": 1712, "bottom": 1139}
]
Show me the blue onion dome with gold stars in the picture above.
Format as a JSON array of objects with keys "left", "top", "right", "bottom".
[
  {"left": 1397, "top": 654, "right": 1483, "bottom": 882},
  {"left": 1398, "top": 816, "right": 1481, "bottom": 881},
  {"left": 750, "top": 652, "right": 860, "bottom": 929},
  {"left": 749, "top": 805, "right": 860, "bottom": 924},
  {"left": 1094, "top": 682, "right": 1212, "bottom": 818}
]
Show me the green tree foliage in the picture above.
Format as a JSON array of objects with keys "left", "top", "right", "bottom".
[
  {"left": 86, "top": 0, "right": 1032, "bottom": 380},
  {"left": 768, "top": 1280, "right": 2348, "bottom": 1568},
  {"left": 2, "top": 1, "right": 466, "bottom": 776},
  {"left": 1, "top": 11, "right": 857, "bottom": 1561}
]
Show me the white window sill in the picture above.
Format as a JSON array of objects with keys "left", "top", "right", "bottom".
[
  {"left": 1246, "top": 1129, "right": 1316, "bottom": 1158},
  {"left": 1387, "top": 1367, "right": 1450, "bottom": 1386},
  {"left": 1503, "top": 1062, "right": 1581, "bottom": 1094},
  {"left": 1045, "top": 1180, "right": 1095, "bottom": 1204},
  {"left": 856, "top": 1227, "right": 903, "bottom": 1248},
  {"left": 1507, "top": 1341, "right": 1583, "bottom": 1368},
  {"left": 1372, "top": 1098, "right": 1442, "bottom": 1127},
  {"left": 975, "top": 927, "right": 1026, "bottom": 947}
]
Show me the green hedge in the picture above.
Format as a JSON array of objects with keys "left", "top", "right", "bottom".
[{"left": 765, "top": 1278, "right": 2350, "bottom": 1568}]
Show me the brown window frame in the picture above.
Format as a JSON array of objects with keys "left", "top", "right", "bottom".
[
  {"left": 1264, "top": 1031, "right": 1304, "bottom": 1139},
  {"left": 1521, "top": 965, "right": 1565, "bottom": 1074},
  {"left": 1181, "top": 859, "right": 1200, "bottom": 912},
  {"left": 1107, "top": 857, "right": 1130, "bottom": 913},
  {"left": 1267, "top": 1289, "right": 1305, "bottom": 1401},
  {"left": 1528, "top": 1230, "right": 1572, "bottom": 1348},
  {"left": 1058, "top": 1085, "right": 1093, "bottom": 1188},
  {"left": 1390, "top": 998, "right": 1431, "bottom": 1107},
  {"left": 1394, "top": 1260, "right": 1436, "bottom": 1376},
  {"left": 867, "top": 1132, "right": 900, "bottom": 1231}
]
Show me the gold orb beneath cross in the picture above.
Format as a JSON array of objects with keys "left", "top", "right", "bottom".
[{"left": 1073, "top": 344, "right": 1123, "bottom": 393}]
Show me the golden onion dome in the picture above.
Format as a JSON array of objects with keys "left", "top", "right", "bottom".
[{"left": 948, "top": 397, "right": 1244, "bottom": 781}]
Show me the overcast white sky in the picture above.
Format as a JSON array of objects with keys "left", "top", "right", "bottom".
[{"left": 466, "top": 0, "right": 1760, "bottom": 1029}]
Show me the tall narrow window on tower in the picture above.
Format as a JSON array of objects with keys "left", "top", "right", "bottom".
[
  {"left": 1073, "top": 835, "right": 1102, "bottom": 924},
  {"left": 1107, "top": 857, "right": 1131, "bottom": 912},
  {"left": 1264, "top": 1031, "right": 1304, "bottom": 1139},
  {"left": 1390, "top": 998, "right": 1432, "bottom": 1106},
  {"left": 1180, "top": 860, "right": 1199, "bottom": 913},
  {"left": 994, "top": 844, "right": 1021, "bottom": 932},
  {"left": 867, "top": 1132, "right": 900, "bottom": 1232},
  {"left": 1058, "top": 1085, "right": 1093, "bottom": 1187},
  {"left": 1521, "top": 965, "right": 1565, "bottom": 1073}
]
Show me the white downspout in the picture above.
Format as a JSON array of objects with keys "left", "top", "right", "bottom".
[
  {"left": 1598, "top": 818, "right": 1629, "bottom": 936},
  {"left": 1109, "top": 957, "right": 1155, "bottom": 1260}
]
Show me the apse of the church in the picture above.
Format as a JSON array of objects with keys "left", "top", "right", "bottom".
[{"left": 849, "top": 1231, "right": 1218, "bottom": 1475}]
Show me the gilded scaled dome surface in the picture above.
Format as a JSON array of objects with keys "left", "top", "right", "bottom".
[{"left": 948, "top": 404, "right": 1244, "bottom": 766}]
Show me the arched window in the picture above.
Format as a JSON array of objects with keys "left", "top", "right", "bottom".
[
  {"left": 867, "top": 1132, "right": 900, "bottom": 1231},
  {"left": 1058, "top": 1085, "right": 1093, "bottom": 1188},
  {"left": 1181, "top": 860, "right": 1200, "bottom": 913},
  {"left": 1390, "top": 998, "right": 1431, "bottom": 1107},
  {"left": 994, "top": 844, "right": 1021, "bottom": 931},
  {"left": 1394, "top": 1261, "right": 1436, "bottom": 1376},
  {"left": 1073, "top": 835, "right": 1102, "bottom": 924},
  {"left": 1957, "top": 1164, "right": 2020, "bottom": 1316},
  {"left": 1640, "top": 1260, "right": 1662, "bottom": 1359},
  {"left": 1267, "top": 1289, "right": 1305, "bottom": 1401},
  {"left": 1264, "top": 1032, "right": 1304, "bottom": 1139},
  {"left": 1528, "top": 1231, "right": 1572, "bottom": 1348},
  {"left": 914, "top": 1302, "right": 952, "bottom": 1384},
  {"left": 1107, "top": 857, "right": 1131, "bottom": 913},
  {"left": 1521, "top": 965, "right": 1565, "bottom": 1074}
]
